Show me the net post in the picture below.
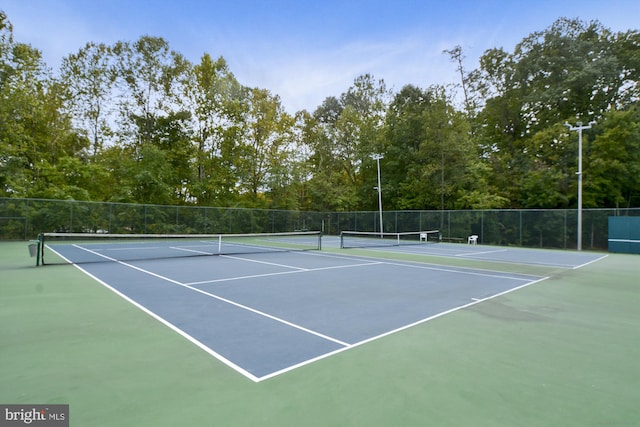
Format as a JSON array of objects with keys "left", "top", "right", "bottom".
[
  {"left": 218, "top": 234, "right": 222, "bottom": 254},
  {"left": 36, "top": 233, "right": 43, "bottom": 266}
]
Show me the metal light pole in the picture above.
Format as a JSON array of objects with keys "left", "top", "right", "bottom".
[
  {"left": 371, "top": 154, "right": 384, "bottom": 237},
  {"left": 564, "top": 120, "right": 596, "bottom": 251}
]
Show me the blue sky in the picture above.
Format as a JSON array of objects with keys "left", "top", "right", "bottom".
[{"left": 3, "top": 0, "right": 639, "bottom": 113}]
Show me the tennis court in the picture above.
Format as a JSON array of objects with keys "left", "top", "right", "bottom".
[
  {"left": 332, "top": 233, "right": 608, "bottom": 269},
  {"left": 1, "top": 235, "right": 638, "bottom": 427},
  {"left": 40, "top": 234, "right": 545, "bottom": 381}
]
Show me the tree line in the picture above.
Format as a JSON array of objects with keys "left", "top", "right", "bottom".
[{"left": 1, "top": 12, "right": 639, "bottom": 212}]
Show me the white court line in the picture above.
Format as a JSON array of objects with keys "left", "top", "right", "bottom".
[
  {"left": 258, "top": 276, "right": 551, "bottom": 382},
  {"left": 143, "top": 244, "right": 312, "bottom": 271},
  {"left": 307, "top": 251, "right": 541, "bottom": 280},
  {"left": 300, "top": 250, "right": 538, "bottom": 281},
  {"left": 68, "top": 245, "right": 351, "bottom": 365},
  {"left": 49, "top": 246, "right": 261, "bottom": 382},
  {"left": 455, "top": 248, "right": 607, "bottom": 270},
  {"left": 72, "top": 244, "right": 185, "bottom": 285},
  {"left": 186, "top": 269, "right": 308, "bottom": 286},
  {"left": 365, "top": 257, "right": 538, "bottom": 282},
  {"left": 456, "top": 249, "right": 509, "bottom": 257},
  {"left": 171, "top": 246, "right": 215, "bottom": 255},
  {"left": 177, "top": 283, "right": 351, "bottom": 348},
  {"left": 55, "top": 244, "right": 550, "bottom": 382},
  {"left": 221, "top": 254, "right": 308, "bottom": 271},
  {"left": 572, "top": 254, "right": 608, "bottom": 270},
  {"left": 351, "top": 244, "right": 599, "bottom": 269},
  {"left": 185, "top": 261, "right": 383, "bottom": 286}
]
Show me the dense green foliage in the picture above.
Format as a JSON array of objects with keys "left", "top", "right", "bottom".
[{"left": 1, "top": 12, "right": 639, "bottom": 210}]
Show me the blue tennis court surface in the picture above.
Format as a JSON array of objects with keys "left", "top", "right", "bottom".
[{"left": 46, "top": 239, "right": 551, "bottom": 382}]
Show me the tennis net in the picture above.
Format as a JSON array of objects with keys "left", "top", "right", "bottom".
[
  {"left": 36, "top": 231, "right": 322, "bottom": 265},
  {"left": 340, "top": 230, "right": 439, "bottom": 249}
]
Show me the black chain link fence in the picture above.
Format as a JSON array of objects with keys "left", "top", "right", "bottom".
[{"left": 2, "top": 197, "right": 639, "bottom": 250}]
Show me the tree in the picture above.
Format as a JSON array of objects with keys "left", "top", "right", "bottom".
[
  {"left": 107, "top": 36, "right": 194, "bottom": 204},
  {"left": 383, "top": 84, "right": 431, "bottom": 209},
  {"left": 384, "top": 84, "right": 504, "bottom": 211},
  {"left": 517, "top": 124, "right": 574, "bottom": 208},
  {"left": 301, "top": 97, "right": 344, "bottom": 211},
  {"left": 0, "top": 12, "right": 91, "bottom": 199},
  {"left": 473, "top": 18, "right": 640, "bottom": 208},
  {"left": 3, "top": 9, "right": 640, "bottom": 212},
  {"left": 511, "top": 18, "right": 626, "bottom": 130},
  {"left": 60, "top": 42, "right": 117, "bottom": 155},
  {"left": 235, "top": 88, "right": 294, "bottom": 208},
  {"left": 611, "top": 30, "right": 640, "bottom": 107},
  {"left": 303, "top": 75, "right": 388, "bottom": 212},
  {"left": 586, "top": 108, "right": 640, "bottom": 208},
  {"left": 113, "top": 36, "right": 190, "bottom": 148},
  {"left": 443, "top": 45, "right": 478, "bottom": 119},
  {"left": 187, "top": 53, "right": 247, "bottom": 205},
  {"left": 341, "top": 74, "right": 389, "bottom": 211}
]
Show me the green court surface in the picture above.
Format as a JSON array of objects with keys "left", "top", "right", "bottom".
[{"left": 1, "top": 241, "right": 639, "bottom": 427}]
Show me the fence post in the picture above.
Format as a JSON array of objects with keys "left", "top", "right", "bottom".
[
  {"left": 25, "top": 199, "right": 29, "bottom": 240},
  {"left": 519, "top": 210, "right": 523, "bottom": 246},
  {"left": 69, "top": 200, "right": 73, "bottom": 232},
  {"left": 563, "top": 209, "right": 567, "bottom": 249}
]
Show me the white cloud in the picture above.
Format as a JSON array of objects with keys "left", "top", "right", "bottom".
[
  {"left": 4, "top": 0, "right": 640, "bottom": 114},
  {"left": 227, "top": 34, "right": 466, "bottom": 113}
]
